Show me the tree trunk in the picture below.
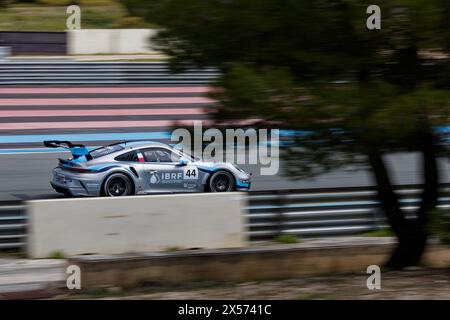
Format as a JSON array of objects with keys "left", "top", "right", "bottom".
[
  {"left": 368, "top": 140, "right": 439, "bottom": 270},
  {"left": 389, "top": 130, "right": 440, "bottom": 269},
  {"left": 367, "top": 150, "right": 404, "bottom": 235}
]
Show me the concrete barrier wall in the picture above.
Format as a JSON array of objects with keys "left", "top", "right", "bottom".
[
  {"left": 27, "top": 193, "right": 247, "bottom": 258},
  {"left": 67, "top": 29, "right": 159, "bottom": 54}
]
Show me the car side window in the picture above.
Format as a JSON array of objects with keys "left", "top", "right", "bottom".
[
  {"left": 114, "top": 151, "right": 138, "bottom": 162},
  {"left": 141, "top": 148, "right": 180, "bottom": 163}
]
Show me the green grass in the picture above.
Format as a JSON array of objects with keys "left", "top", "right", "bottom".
[
  {"left": 164, "top": 246, "right": 185, "bottom": 252},
  {"left": 0, "top": 1, "right": 155, "bottom": 31},
  {"left": 359, "top": 228, "right": 394, "bottom": 237},
  {"left": 275, "top": 234, "right": 301, "bottom": 244},
  {"left": 48, "top": 250, "right": 66, "bottom": 259}
]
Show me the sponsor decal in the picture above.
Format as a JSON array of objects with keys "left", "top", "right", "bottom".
[
  {"left": 149, "top": 172, "right": 161, "bottom": 184},
  {"left": 149, "top": 171, "right": 185, "bottom": 184},
  {"left": 184, "top": 182, "right": 197, "bottom": 189}
]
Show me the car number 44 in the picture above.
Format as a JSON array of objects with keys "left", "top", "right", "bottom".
[{"left": 183, "top": 166, "right": 198, "bottom": 180}]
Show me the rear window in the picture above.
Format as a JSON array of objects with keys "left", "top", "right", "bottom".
[
  {"left": 115, "top": 151, "right": 138, "bottom": 162},
  {"left": 90, "top": 145, "right": 124, "bottom": 159}
]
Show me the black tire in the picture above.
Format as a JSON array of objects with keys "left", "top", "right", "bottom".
[
  {"left": 209, "top": 170, "right": 235, "bottom": 192},
  {"left": 103, "top": 173, "right": 133, "bottom": 197}
]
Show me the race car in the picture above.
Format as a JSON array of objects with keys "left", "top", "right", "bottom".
[{"left": 44, "top": 140, "right": 251, "bottom": 197}]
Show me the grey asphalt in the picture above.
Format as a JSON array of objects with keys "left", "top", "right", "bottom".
[{"left": 0, "top": 151, "right": 448, "bottom": 201}]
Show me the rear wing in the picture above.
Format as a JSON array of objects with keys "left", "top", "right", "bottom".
[{"left": 43, "top": 140, "right": 93, "bottom": 160}]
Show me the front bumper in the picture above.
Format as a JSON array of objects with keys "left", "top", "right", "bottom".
[{"left": 236, "top": 178, "right": 251, "bottom": 191}]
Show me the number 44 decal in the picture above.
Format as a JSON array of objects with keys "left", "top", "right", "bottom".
[{"left": 183, "top": 166, "right": 198, "bottom": 180}]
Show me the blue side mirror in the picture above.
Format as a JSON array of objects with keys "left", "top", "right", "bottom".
[{"left": 178, "top": 159, "right": 188, "bottom": 166}]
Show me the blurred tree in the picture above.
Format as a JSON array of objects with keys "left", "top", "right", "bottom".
[{"left": 123, "top": 0, "right": 450, "bottom": 269}]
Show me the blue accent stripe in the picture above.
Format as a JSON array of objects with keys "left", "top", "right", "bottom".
[
  {"left": 0, "top": 132, "right": 171, "bottom": 144},
  {"left": 0, "top": 147, "right": 99, "bottom": 155},
  {"left": 198, "top": 167, "right": 217, "bottom": 173}
]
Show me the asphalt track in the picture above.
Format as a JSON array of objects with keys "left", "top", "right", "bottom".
[{"left": 0, "top": 151, "right": 449, "bottom": 201}]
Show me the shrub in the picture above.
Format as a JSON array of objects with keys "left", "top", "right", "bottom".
[
  {"left": 49, "top": 250, "right": 66, "bottom": 259},
  {"left": 275, "top": 234, "right": 300, "bottom": 244}
]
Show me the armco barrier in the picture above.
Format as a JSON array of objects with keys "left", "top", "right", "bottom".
[
  {"left": 0, "top": 61, "right": 219, "bottom": 85},
  {"left": 0, "top": 202, "right": 26, "bottom": 249},
  {"left": 27, "top": 192, "right": 246, "bottom": 258},
  {"left": 2, "top": 184, "right": 450, "bottom": 252},
  {"left": 246, "top": 184, "right": 450, "bottom": 239}
]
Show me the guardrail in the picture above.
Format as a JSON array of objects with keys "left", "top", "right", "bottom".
[
  {"left": 0, "top": 62, "right": 219, "bottom": 85},
  {"left": 247, "top": 184, "right": 450, "bottom": 239},
  {"left": 1, "top": 184, "right": 450, "bottom": 251},
  {"left": 0, "top": 201, "right": 26, "bottom": 249}
]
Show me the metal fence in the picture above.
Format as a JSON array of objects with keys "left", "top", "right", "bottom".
[
  {"left": 0, "top": 61, "right": 219, "bottom": 85},
  {"left": 1, "top": 184, "right": 450, "bottom": 250},
  {"left": 247, "top": 184, "right": 450, "bottom": 239},
  {"left": 0, "top": 201, "right": 26, "bottom": 249}
]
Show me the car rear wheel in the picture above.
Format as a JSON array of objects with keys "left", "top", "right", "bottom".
[
  {"left": 209, "top": 171, "right": 235, "bottom": 192},
  {"left": 103, "top": 173, "right": 132, "bottom": 197}
]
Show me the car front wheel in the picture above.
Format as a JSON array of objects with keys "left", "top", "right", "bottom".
[{"left": 209, "top": 171, "right": 235, "bottom": 192}]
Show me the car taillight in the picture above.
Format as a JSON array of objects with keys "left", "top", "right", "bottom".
[{"left": 60, "top": 166, "right": 95, "bottom": 173}]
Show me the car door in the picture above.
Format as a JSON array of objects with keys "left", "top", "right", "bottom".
[{"left": 140, "top": 147, "right": 186, "bottom": 193}]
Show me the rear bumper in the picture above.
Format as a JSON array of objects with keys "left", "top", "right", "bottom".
[
  {"left": 50, "top": 182, "right": 71, "bottom": 195},
  {"left": 50, "top": 181, "right": 93, "bottom": 197},
  {"left": 51, "top": 168, "right": 101, "bottom": 197}
]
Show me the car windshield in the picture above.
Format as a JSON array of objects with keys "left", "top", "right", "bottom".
[{"left": 90, "top": 145, "right": 124, "bottom": 159}]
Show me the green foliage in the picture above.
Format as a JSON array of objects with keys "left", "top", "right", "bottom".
[
  {"left": 429, "top": 210, "right": 450, "bottom": 245},
  {"left": 164, "top": 246, "right": 184, "bottom": 252},
  {"left": 112, "top": 15, "right": 152, "bottom": 28},
  {"left": 275, "top": 234, "right": 301, "bottom": 244},
  {"left": 0, "top": 0, "right": 137, "bottom": 31},
  {"left": 360, "top": 228, "right": 394, "bottom": 237},
  {"left": 49, "top": 250, "right": 66, "bottom": 259},
  {"left": 36, "top": 0, "right": 73, "bottom": 5}
]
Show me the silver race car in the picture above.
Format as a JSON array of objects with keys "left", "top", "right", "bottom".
[{"left": 45, "top": 140, "right": 251, "bottom": 197}]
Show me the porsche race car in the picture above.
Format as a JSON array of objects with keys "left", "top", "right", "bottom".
[{"left": 45, "top": 140, "right": 251, "bottom": 197}]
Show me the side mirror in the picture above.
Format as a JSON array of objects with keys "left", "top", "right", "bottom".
[{"left": 177, "top": 159, "right": 188, "bottom": 166}]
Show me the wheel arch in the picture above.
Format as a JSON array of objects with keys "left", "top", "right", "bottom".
[
  {"left": 100, "top": 170, "right": 136, "bottom": 196},
  {"left": 203, "top": 169, "right": 237, "bottom": 192}
]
